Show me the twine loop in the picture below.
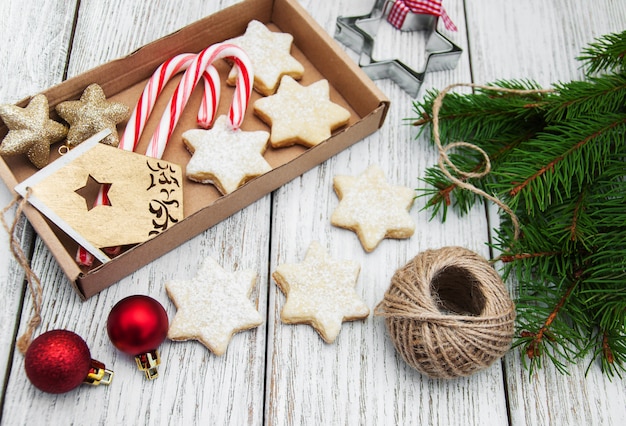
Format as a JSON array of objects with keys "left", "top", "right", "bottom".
[
  {"left": 375, "top": 246, "right": 516, "bottom": 378},
  {"left": 430, "top": 83, "right": 554, "bottom": 241}
]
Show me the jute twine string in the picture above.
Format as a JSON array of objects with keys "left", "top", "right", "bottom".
[
  {"left": 375, "top": 246, "right": 516, "bottom": 379},
  {"left": 430, "top": 83, "right": 554, "bottom": 241},
  {"left": 1, "top": 189, "right": 43, "bottom": 353}
]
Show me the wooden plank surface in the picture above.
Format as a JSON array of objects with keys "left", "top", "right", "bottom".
[{"left": 0, "top": 0, "right": 624, "bottom": 425}]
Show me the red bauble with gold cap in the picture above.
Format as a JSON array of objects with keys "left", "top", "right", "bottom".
[
  {"left": 107, "top": 295, "right": 168, "bottom": 379},
  {"left": 24, "top": 329, "right": 113, "bottom": 393}
]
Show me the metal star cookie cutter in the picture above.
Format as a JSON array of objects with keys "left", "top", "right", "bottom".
[{"left": 334, "top": 0, "right": 462, "bottom": 97}]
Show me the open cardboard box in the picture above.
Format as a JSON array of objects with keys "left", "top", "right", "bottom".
[{"left": 0, "top": 0, "right": 389, "bottom": 299}]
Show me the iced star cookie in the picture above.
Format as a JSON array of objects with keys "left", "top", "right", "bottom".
[
  {"left": 56, "top": 83, "right": 130, "bottom": 147},
  {"left": 182, "top": 115, "right": 272, "bottom": 194},
  {"left": 165, "top": 256, "right": 263, "bottom": 356},
  {"left": 253, "top": 76, "right": 351, "bottom": 148},
  {"left": 272, "top": 241, "right": 369, "bottom": 343},
  {"left": 0, "top": 94, "right": 67, "bottom": 168},
  {"left": 331, "top": 165, "right": 416, "bottom": 252},
  {"left": 226, "top": 20, "right": 304, "bottom": 96}
]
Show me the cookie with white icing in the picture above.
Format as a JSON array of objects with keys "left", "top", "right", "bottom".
[
  {"left": 254, "top": 76, "right": 351, "bottom": 148},
  {"left": 272, "top": 241, "right": 369, "bottom": 343},
  {"left": 166, "top": 256, "right": 263, "bottom": 356},
  {"left": 331, "top": 165, "right": 416, "bottom": 252},
  {"left": 226, "top": 20, "right": 304, "bottom": 96},
  {"left": 182, "top": 115, "right": 271, "bottom": 194}
]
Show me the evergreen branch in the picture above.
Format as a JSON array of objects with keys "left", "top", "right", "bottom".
[
  {"left": 416, "top": 164, "right": 481, "bottom": 220},
  {"left": 504, "top": 114, "right": 626, "bottom": 212},
  {"left": 603, "top": 332, "right": 614, "bottom": 365},
  {"left": 497, "top": 251, "right": 561, "bottom": 264},
  {"left": 515, "top": 269, "right": 591, "bottom": 375},
  {"left": 602, "top": 330, "right": 626, "bottom": 377},
  {"left": 496, "top": 223, "right": 576, "bottom": 285},
  {"left": 588, "top": 328, "right": 625, "bottom": 378},
  {"left": 412, "top": 81, "right": 548, "bottom": 149},
  {"left": 415, "top": 126, "right": 540, "bottom": 221},
  {"left": 578, "top": 30, "right": 626, "bottom": 74},
  {"left": 411, "top": 31, "right": 626, "bottom": 375},
  {"left": 545, "top": 74, "right": 626, "bottom": 123},
  {"left": 569, "top": 191, "right": 585, "bottom": 242},
  {"left": 412, "top": 84, "right": 550, "bottom": 220}
]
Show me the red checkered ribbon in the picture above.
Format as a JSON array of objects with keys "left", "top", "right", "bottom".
[{"left": 387, "top": 0, "right": 458, "bottom": 31}]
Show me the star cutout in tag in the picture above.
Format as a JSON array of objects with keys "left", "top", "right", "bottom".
[
  {"left": 254, "top": 76, "right": 351, "bottom": 148},
  {"left": 226, "top": 20, "right": 304, "bottom": 96},
  {"left": 166, "top": 256, "right": 263, "bottom": 356},
  {"left": 182, "top": 115, "right": 272, "bottom": 194},
  {"left": 331, "top": 165, "right": 416, "bottom": 252},
  {"left": 272, "top": 241, "right": 369, "bottom": 343},
  {"left": 0, "top": 94, "right": 67, "bottom": 168},
  {"left": 56, "top": 83, "right": 130, "bottom": 148}
]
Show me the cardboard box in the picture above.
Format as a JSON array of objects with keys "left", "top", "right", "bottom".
[{"left": 0, "top": 0, "right": 389, "bottom": 298}]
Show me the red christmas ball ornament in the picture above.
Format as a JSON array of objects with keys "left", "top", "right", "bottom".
[
  {"left": 107, "top": 295, "right": 168, "bottom": 380},
  {"left": 24, "top": 329, "right": 113, "bottom": 393}
]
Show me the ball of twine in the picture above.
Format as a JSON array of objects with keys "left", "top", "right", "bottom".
[{"left": 375, "top": 246, "right": 516, "bottom": 379}]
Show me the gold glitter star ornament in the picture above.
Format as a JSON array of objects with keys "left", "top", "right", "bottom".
[
  {"left": 272, "top": 241, "right": 369, "bottom": 343},
  {"left": 0, "top": 94, "right": 67, "bottom": 168},
  {"left": 56, "top": 83, "right": 130, "bottom": 148},
  {"left": 166, "top": 256, "right": 263, "bottom": 356}
]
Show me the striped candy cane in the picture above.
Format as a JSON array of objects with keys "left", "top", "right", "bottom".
[
  {"left": 145, "top": 42, "right": 253, "bottom": 159},
  {"left": 119, "top": 54, "right": 222, "bottom": 152},
  {"left": 76, "top": 53, "right": 223, "bottom": 266}
]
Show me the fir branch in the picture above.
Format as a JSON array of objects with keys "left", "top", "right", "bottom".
[
  {"left": 501, "top": 113, "right": 626, "bottom": 212},
  {"left": 518, "top": 276, "right": 579, "bottom": 363},
  {"left": 413, "top": 83, "right": 550, "bottom": 219},
  {"left": 514, "top": 275, "right": 585, "bottom": 375},
  {"left": 412, "top": 81, "right": 548, "bottom": 150},
  {"left": 497, "top": 251, "right": 561, "bottom": 264},
  {"left": 600, "top": 329, "right": 626, "bottom": 377},
  {"left": 417, "top": 166, "right": 481, "bottom": 221},
  {"left": 545, "top": 74, "right": 626, "bottom": 123},
  {"left": 411, "top": 30, "right": 626, "bottom": 375},
  {"left": 578, "top": 30, "right": 626, "bottom": 74}
]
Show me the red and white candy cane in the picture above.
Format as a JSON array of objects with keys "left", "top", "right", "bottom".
[
  {"left": 145, "top": 42, "right": 253, "bottom": 159},
  {"left": 76, "top": 53, "right": 223, "bottom": 266},
  {"left": 119, "top": 53, "right": 221, "bottom": 152}
]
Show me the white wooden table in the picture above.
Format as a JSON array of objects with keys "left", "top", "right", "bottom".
[{"left": 1, "top": 0, "right": 625, "bottom": 425}]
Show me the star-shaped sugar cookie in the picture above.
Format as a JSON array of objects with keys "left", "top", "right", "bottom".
[
  {"left": 226, "top": 20, "right": 304, "bottom": 96},
  {"left": 254, "top": 76, "right": 351, "bottom": 148},
  {"left": 0, "top": 94, "right": 67, "bottom": 168},
  {"left": 182, "top": 115, "right": 272, "bottom": 194},
  {"left": 166, "top": 256, "right": 263, "bottom": 356},
  {"left": 331, "top": 165, "right": 416, "bottom": 252},
  {"left": 56, "top": 83, "right": 130, "bottom": 147},
  {"left": 272, "top": 241, "right": 369, "bottom": 343}
]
